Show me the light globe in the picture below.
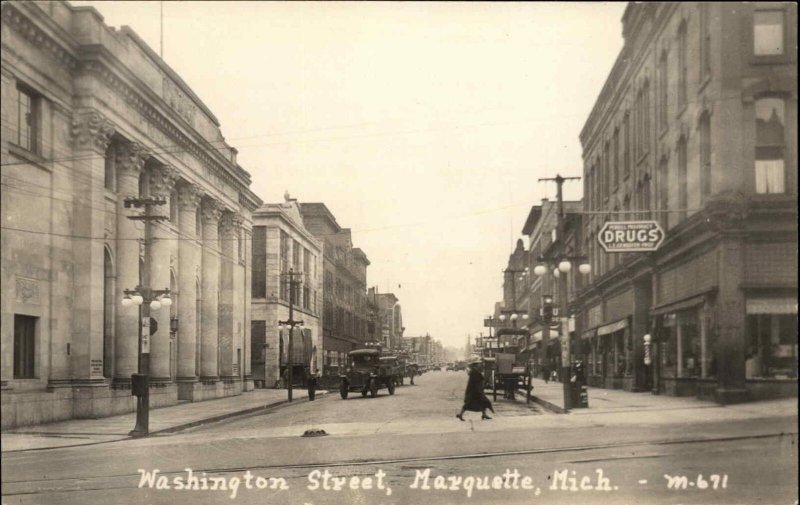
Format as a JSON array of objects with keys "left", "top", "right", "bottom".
[
  {"left": 533, "top": 265, "right": 547, "bottom": 276},
  {"left": 150, "top": 300, "right": 162, "bottom": 311},
  {"left": 558, "top": 260, "right": 572, "bottom": 273},
  {"left": 579, "top": 263, "right": 592, "bottom": 275}
]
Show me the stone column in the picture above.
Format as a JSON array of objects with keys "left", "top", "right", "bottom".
[
  {"left": 69, "top": 110, "right": 116, "bottom": 383},
  {"left": 243, "top": 226, "right": 254, "bottom": 388},
  {"left": 200, "top": 197, "right": 222, "bottom": 380},
  {"left": 148, "top": 165, "right": 178, "bottom": 382},
  {"left": 218, "top": 211, "right": 236, "bottom": 380},
  {"left": 113, "top": 141, "right": 148, "bottom": 381},
  {"left": 176, "top": 182, "right": 202, "bottom": 391}
]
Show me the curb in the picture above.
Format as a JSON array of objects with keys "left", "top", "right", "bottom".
[
  {"left": 529, "top": 394, "right": 567, "bottom": 414},
  {"left": 149, "top": 390, "right": 330, "bottom": 436},
  {"left": 2, "top": 391, "right": 328, "bottom": 453}
]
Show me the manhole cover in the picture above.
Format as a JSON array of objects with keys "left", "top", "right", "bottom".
[{"left": 302, "top": 428, "right": 328, "bottom": 437}]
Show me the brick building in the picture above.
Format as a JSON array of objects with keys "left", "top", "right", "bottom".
[
  {"left": 576, "top": 2, "right": 797, "bottom": 402},
  {"left": 1, "top": 2, "right": 261, "bottom": 428},
  {"left": 299, "top": 203, "right": 370, "bottom": 374},
  {"left": 250, "top": 195, "right": 322, "bottom": 388},
  {"left": 371, "top": 290, "right": 404, "bottom": 350}
]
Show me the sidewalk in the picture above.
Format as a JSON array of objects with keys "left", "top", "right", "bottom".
[
  {"left": 1, "top": 388, "right": 324, "bottom": 453},
  {"left": 527, "top": 377, "right": 791, "bottom": 416}
]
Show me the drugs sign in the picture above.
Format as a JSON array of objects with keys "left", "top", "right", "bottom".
[{"left": 598, "top": 220, "right": 665, "bottom": 253}]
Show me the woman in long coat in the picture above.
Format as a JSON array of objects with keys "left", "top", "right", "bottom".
[{"left": 456, "top": 362, "right": 495, "bottom": 421}]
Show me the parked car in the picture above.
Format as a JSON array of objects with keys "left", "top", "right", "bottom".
[{"left": 339, "top": 349, "right": 396, "bottom": 399}]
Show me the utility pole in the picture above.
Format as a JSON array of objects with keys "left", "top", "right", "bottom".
[
  {"left": 122, "top": 195, "right": 170, "bottom": 437},
  {"left": 538, "top": 174, "right": 580, "bottom": 410},
  {"left": 279, "top": 269, "right": 304, "bottom": 402}
]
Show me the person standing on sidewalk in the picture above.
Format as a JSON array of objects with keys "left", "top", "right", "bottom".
[{"left": 307, "top": 369, "right": 318, "bottom": 401}]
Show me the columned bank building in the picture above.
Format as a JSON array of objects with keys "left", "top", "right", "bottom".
[{"left": 1, "top": 2, "right": 261, "bottom": 428}]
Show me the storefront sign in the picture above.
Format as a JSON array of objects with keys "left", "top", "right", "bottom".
[{"left": 598, "top": 220, "right": 665, "bottom": 252}]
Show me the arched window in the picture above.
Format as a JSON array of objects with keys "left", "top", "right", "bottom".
[{"left": 755, "top": 97, "right": 786, "bottom": 194}]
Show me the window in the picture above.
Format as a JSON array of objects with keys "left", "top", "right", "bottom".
[
  {"left": 623, "top": 112, "right": 631, "bottom": 177},
  {"left": 612, "top": 128, "right": 620, "bottom": 187},
  {"left": 643, "top": 81, "right": 651, "bottom": 151},
  {"left": 754, "top": 10, "right": 784, "bottom": 56},
  {"left": 678, "top": 22, "right": 688, "bottom": 108},
  {"left": 292, "top": 239, "right": 301, "bottom": 270},
  {"left": 746, "top": 314, "right": 798, "bottom": 378},
  {"left": 16, "top": 85, "right": 38, "bottom": 153},
  {"left": 677, "top": 137, "right": 688, "bottom": 220},
  {"left": 14, "top": 315, "right": 36, "bottom": 379},
  {"left": 251, "top": 226, "right": 267, "bottom": 298},
  {"left": 699, "top": 113, "right": 712, "bottom": 198},
  {"left": 658, "top": 51, "right": 668, "bottom": 130},
  {"left": 603, "top": 142, "right": 610, "bottom": 198},
  {"left": 699, "top": 3, "right": 711, "bottom": 79},
  {"left": 658, "top": 157, "right": 669, "bottom": 228},
  {"left": 755, "top": 98, "right": 786, "bottom": 194}
]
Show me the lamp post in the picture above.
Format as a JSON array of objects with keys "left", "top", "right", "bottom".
[
  {"left": 537, "top": 170, "right": 590, "bottom": 412},
  {"left": 278, "top": 269, "right": 304, "bottom": 402},
  {"left": 120, "top": 195, "right": 170, "bottom": 438}
]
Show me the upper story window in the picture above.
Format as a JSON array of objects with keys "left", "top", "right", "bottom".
[
  {"left": 754, "top": 10, "right": 784, "bottom": 56},
  {"left": 16, "top": 85, "right": 39, "bottom": 154},
  {"left": 755, "top": 97, "right": 786, "bottom": 194},
  {"left": 699, "top": 113, "right": 712, "bottom": 198},
  {"left": 612, "top": 128, "right": 620, "bottom": 187},
  {"left": 678, "top": 21, "right": 688, "bottom": 109},
  {"left": 658, "top": 51, "right": 669, "bottom": 130},
  {"left": 677, "top": 137, "right": 688, "bottom": 221},
  {"left": 699, "top": 4, "right": 712, "bottom": 79},
  {"left": 623, "top": 112, "right": 631, "bottom": 178}
]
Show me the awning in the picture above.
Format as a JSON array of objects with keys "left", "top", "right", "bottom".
[
  {"left": 532, "top": 331, "right": 543, "bottom": 343},
  {"left": 746, "top": 298, "right": 798, "bottom": 315},
  {"left": 651, "top": 294, "right": 706, "bottom": 316},
  {"left": 581, "top": 328, "right": 597, "bottom": 340},
  {"left": 597, "top": 318, "right": 628, "bottom": 336}
]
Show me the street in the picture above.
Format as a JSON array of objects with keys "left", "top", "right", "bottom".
[{"left": 2, "top": 370, "right": 797, "bottom": 505}]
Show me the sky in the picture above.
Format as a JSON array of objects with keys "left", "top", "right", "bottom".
[{"left": 72, "top": 1, "right": 627, "bottom": 350}]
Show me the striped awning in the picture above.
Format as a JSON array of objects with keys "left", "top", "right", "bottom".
[{"left": 746, "top": 298, "right": 798, "bottom": 315}]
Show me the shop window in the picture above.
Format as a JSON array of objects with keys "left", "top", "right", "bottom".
[
  {"left": 14, "top": 315, "right": 37, "bottom": 379},
  {"left": 753, "top": 10, "right": 784, "bottom": 56},
  {"left": 660, "top": 314, "right": 677, "bottom": 378},
  {"left": 746, "top": 314, "right": 798, "bottom": 378},
  {"left": 678, "top": 311, "right": 700, "bottom": 378},
  {"left": 754, "top": 98, "right": 786, "bottom": 194}
]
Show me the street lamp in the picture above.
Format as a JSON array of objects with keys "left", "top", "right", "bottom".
[{"left": 278, "top": 269, "right": 304, "bottom": 402}]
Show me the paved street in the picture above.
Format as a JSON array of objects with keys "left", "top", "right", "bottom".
[{"left": 2, "top": 370, "right": 797, "bottom": 505}]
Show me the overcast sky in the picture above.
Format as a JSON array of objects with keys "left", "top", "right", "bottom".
[{"left": 73, "top": 1, "right": 626, "bottom": 350}]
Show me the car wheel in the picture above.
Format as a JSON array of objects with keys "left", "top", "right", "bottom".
[
  {"left": 369, "top": 380, "right": 378, "bottom": 398},
  {"left": 388, "top": 380, "right": 395, "bottom": 395}
]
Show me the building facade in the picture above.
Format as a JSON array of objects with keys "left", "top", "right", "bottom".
[
  {"left": 299, "top": 203, "right": 370, "bottom": 374},
  {"left": 577, "top": 2, "right": 797, "bottom": 402},
  {"left": 1, "top": 2, "right": 261, "bottom": 428},
  {"left": 250, "top": 195, "right": 322, "bottom": 388},
  {"left": 372, "top": 291, "right": 404, "bottom": 350}
]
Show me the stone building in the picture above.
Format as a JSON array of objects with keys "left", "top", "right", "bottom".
[
  {"left": 1, "top": 2, "right": 261, "bottom": 428},
  {"left": 299, "top": 203, "right": 370, "bottom": 374},
  {"left": 576, "top": 2, "right": 797, "bottom": 402},
  {"left": 372, "top": 291, "right": 404, "bottom": 350},
  {"left": 250, "top": 195, "right": 323, "bottom": 388}
]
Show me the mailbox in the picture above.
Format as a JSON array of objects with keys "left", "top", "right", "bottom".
[{"left": 131, "top": 373, "right": 149, "bottom": 397}]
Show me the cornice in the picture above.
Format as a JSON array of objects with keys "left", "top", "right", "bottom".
[{"left": 1, "top": 3, "right": 79, "bottom": 71}]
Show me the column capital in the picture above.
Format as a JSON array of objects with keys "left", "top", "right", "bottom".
[
  {"left": 149, "top": 164, "right": 180, "bottom": 197},
  {"left": 116, "top": 142, "right": 150, "bottom": 178},
  {"left": 177, "top": 181, "right": 203, "bottom": 210},
  {"left": 219, "top": 211, "right": 243, "bottom": 235},
  {"left": 201, "top": 197, "right": 222, "bottom": 224},
  {"left": 70, "top": 109, "right": 116, "bottom": 153}
]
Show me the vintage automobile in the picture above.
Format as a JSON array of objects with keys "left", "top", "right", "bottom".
[
  {"left": 379, "top": 356, "right": 405, "bottom": 387},
  {"left": 339, "top": 349, "right": 396, "bottom": 399}
]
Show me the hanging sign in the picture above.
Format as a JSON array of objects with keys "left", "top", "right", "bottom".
[{"left": 598, "top": 220, "right": 665, "bottom": 253}]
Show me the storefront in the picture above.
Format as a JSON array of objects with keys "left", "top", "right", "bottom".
[{"left": 743, "top": 296, "right": 798, "bottom": 398}]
